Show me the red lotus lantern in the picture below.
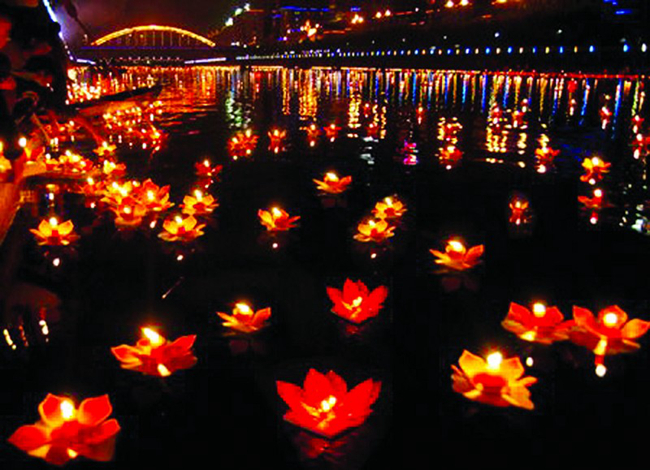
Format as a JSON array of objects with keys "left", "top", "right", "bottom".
[
  {"left": 305, "top": 123, "right": 320, "bottom": 147},
  {"left": 578, "top": 188, "right": 606, "bottom": 210},
  {"left": 501, "top": 302, "right": 573, "bottom": 344},
  {"left": 326, "top": 279, "right": 388, "bottom": 324},
  {"left": 313, "top": 172, "right": 352, "bottom": 195},
  {"left": 93, "top": 141, "right": 116, "bottom": 157},
  {"left": 268, "top": 128, "right": 287, "bottom": 154},
  {"left": 509, "top": 196, "right": 531, "bottom": 226},
  {"left": 110, "top": 196, "right": 147, "bottom": 227},
  {"left": 8, "top": 394, "right": 120, "bottom": 466},
  {"left": 276, "top": 369, "right": 381, "bottom": 438},
  {"left": 30, "top": 217, "right": 80, "bottom": 246},
  {"left": 195, "top": 159, "right": 223, "bottom": 178},
  {"left": 228, "top": 129, "right": 258, "bottom": 159},
  {"left": 258, "top": 207, "right": 300, "bottom": 232},
  {"left": 324, "top": 123, "right": 341, "bottom": 142},
  {"left": 136, "top": 179, "right": 173, "bottom": 213},
  {"left": 439, "top": 145, "right": 462, "bottom": 169},
  {"left": 111, "top": 327, "right": 197, "bottom": 377},
  {"left": 451, "top": 350, "right": 537, "bottom": 410},
  {"left": 570, "top": 305, "right": 650, "bottom": 376},
  {"left": 216, "top": 302, "right": 271, "bottom": 334},
  {"left": 430, "top": 239, "right": 484, "bottom": 271}
]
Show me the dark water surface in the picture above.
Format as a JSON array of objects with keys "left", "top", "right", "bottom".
[{"left": 2, "top": 66, "right": 650, "bottom": 468}]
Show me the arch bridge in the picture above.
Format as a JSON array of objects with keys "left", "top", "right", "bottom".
[{"left": 77, "top": 25, "right": 232, "bottom": 64}]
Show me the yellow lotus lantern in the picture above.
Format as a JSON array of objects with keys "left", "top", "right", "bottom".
[
  {"left": 313, "top": 172, "right": 352, "bottom": 194},
  {"left": 372, "top": 196, "right": 406, "bottom": 220},
  {"left": 158, "top": 215, "right": 206, "bottom": 242},
  {"left": 181, "top": 190, "right": 218, "bottom": 216},
  {"left": 258, "top": 207, "right": 300, "bottom": 232},
  {"left": 30, "top": 217, "right": 80, "bottom": 246},
  {"left": 354, "top": 218, "right": 396, "bottom": 243}
]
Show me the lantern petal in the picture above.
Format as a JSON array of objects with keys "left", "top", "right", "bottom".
[
  {"left": 326, "top": 370, "right": 348, "bottom": 396},
  {"left": 276, "top": 381, "right": 304, "bottom": 411},
  {"left": 500, "top": 357, "right": 525, "bottom": 382},
  {"left": 38, "top": 394, "right": 67, "bottom": 427},
  {"left": 78, "top": 395, "right": 112, "bottom": 426},
  {"left": 168, "top": 334, "right": 197, "bottom": 353},
  {"left": 85, "top": 419, "right": 121, "bottom": 445},
  {"left": 573, "top": 306, "right": 598, "bottom": 329},
  {"left": 7, "top": 425, "right": 49, "bottom": 452},
  {"left": 326, "top": 287, "right": 343, "bottom": 305},
  {"left": 110, "top": 345, "right": 141, "bottom": 363},
  {"left": 621, "top": 318, "right": 650, "bottom": 339},
  {"left": 303, "top": 369, "right": 333, "bottom": 405},
  {"left": 457, "top": 350, "right": 486, "bottom": 377}
]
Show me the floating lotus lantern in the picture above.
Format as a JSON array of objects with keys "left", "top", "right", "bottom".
[
  {"left": 110, "top": 196, "right": 147, "bottom": 227},
  {"left": 371, "top": 196, "right": 406, "bottom": 220},
  {"left": 578, "top": 188, "right": 608, "bottom": 213},
  {"left": 305, "top": 123, "right": 320, "bottom": 147},
  {"left": 258, "top": 207, "right": 300, "bottom": 232},
  {"left": 276, "top": 369, "right": 382, "bottom": 438},
  {"left": 324, "top": 123, "right": 341, "bottom": 142},
  {"left": 59, "top": 150, "right": 94, "bottom": 174},
  {"left": 158, "top": 215, "right": 205, "bottom": 242},
  {"left": 93, "top": 141, "right": 116, "bottom": 157},
  {"left": 228, "top": 129, "right": 258, "bottom": 159},
  {"left": 101, "top": 159, "right": 126, "bottom": 179},
  {"left": 508, "top": 196, "right": 531, "bottom": 226},
  {"left": 326, "top": 279, "right": 388, "bottom": 324},
  {"left": 632, "top": 115, "right": 644, "bottom": 134},
  {"left": 632, "top": 133, "right": 650, "bottom": 160},
  {"left": 570, "top": 305, "right": 650, "bottom": 376},
  {"left": 430, "top": 239, "right": 484, "bottom": 271},
  {"left": 580, "top": 156, "right": 611, "bottom": 185},
  {"left": 354, "top": 218, "right": 395, "bottom": 243},
  {"left": 313, "top": 172, "right": 352, "bottom": 195},
  {"left": 216, "top": 302, "right": 271, "bottom": 334},
  {"left": 502, "top": 302, "right": 573, "bottom": 344},
  {"left": 268, "top": 128, "right": 287, "bottom": 154},
  {"left": 451, "top": 350, "right": 537, "bottom": 410},
  {"left": 400, "top": 140, "right": 418, "bottom": 166},
  {"left": 101, "top": 181, "right": 133, "bottom": 207},
  {"left": 181, "top": 189, "right": 218, "bottom": 216},
  {"left": 599, "top": 105, "right": 612, "bottom": 130},
  {"left": 194, "top": 159, "right": 223, "bottom": 178},
  {"left": 439, "top": 145, "right": 462, "bottom": 169},
  {"left": 137, "top": 179, "right": 173, "bottom": 213},
  {"left": 111, "top": 327, "right": 197, "bottom": 377},
  {"left": 30, "top": 217, "right": 79, "bottom": 246},
  {"left": 8, "top": 394, "right": 120, "bottom": 466},
  {"left": 489, "top": 105, "right": 503, "bottom": 127},
  {"left": 534, "top": 137, "right": 559, "bottom": 173}
]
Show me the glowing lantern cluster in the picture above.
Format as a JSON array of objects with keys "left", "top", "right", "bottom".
[
  {"left": 228, "top": 129, "right": 258, "bottom": 159},
  {"left": 502, "top": 302, "right": 573, "bottom": 344},
  {"left": 570, "top": 306, "right": 650, "bottom": 376},
  {"left": 313, "top": 171, "right": 352, "bottom": 195},
  {"left": 30, "top": 217, "right": 79, "bottom": 246},
  {"left": 216, "top": 302, "right": 271, "bottom": 334},
  {"left": 258, "top": 206, "right": 300, "bottom": 232},
  {"left": 158, "top": 214, "right": 206, "bottom": 242},
  {"left": 430, "top": 239, "right": 484, "bottom": 271},
  {"left": 93, "top": 141, "right": 116, "bottom": 158},
  {"left": 181, "top": 189, "right": 218, "bottom": 216},
  {"left": 8, "top": 394, "right": 120, "bottom": 466},
  {"left": 326, "top": 279, "right": 388, "bottom": 324},
  {"left": 276, "top": 369, "right": 381, "bottom": 438},
  {"left": 451, "top": 350, "right": 537, "bottom": 410},
  {"left": 438, "top": 118, "right": 462, "bottom": 145},
  {"left": 111, "top": 327, "right": 197, "bottom": 377},
  {"left": 102, "top": 179, "right": 173, "bottom": 228}
]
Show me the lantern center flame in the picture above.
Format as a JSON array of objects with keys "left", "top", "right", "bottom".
[
  {"left": 532, "top": 303, "right": 547, "bottom": 318},
  {"left": 486, "top": 352, "right": 503, "bottom": 371},
  {"left": 603, "top": 312, "right": 618, "bottom": 327},
  {"left": 320, "top": 396, "right": 337, "bottom": 413},
  {"left": 235, "top": 303, "right": 253, "bottom": 316},
  {"left": 60, "top": 400, "right": 76, "bottom": 421},
  {"left": 142, "top": 328, "right": 165, "bottom": 347}
]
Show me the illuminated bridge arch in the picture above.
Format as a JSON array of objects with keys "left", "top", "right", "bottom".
[{"left": 92, "top": 25, "right": 216, "bottom": 49}]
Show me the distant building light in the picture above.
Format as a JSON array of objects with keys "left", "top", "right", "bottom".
[
  {"left": 623, "top": 43, "right": 630, "bottom": 52},
  {"left": 589, "top": 45, "right": 595, "bottom": 53}
]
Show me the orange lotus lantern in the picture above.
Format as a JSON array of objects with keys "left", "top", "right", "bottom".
[
  {"left": 353, "top": 218, "right": 395, "bottom": 243},
  {"left": 534, "top": 141, "right": 559, "bottom": 173},
  {"left": 439, "top": 145, "right": 462, "bottom": 169},
  {"left": 326, "top": 279, "right": 388, "bottom": 324},
  {"left": 276, "top": 369, "right": 381, "bottom": 438},
  {"left": 268, "top": 128, "right": 287, "bottom": 154},
  {"left": 8, "top": 394, "right": 120, "bottom": 466},
  {"left": 430, "top": 239, "right": 484, "bottom": 271},
  {"left": 181, "top": 189, "right": 218, "bottom": 216},
  {"left": 137, "top": 179, "right": 173, "bottom": 213},
  {"left": 578, "top": 188, "right": 606, "bottom": 210},
  {"left": 580, "top": 156, "right": 611, "bottom": 185},
  {"left": 228, "top": 129, "right": 258, "bottom": 159},
  {"left": 451, "top": 350, "right": 537, "bottom": 410},
  {"left": 59, "top": 150, "right": 94, "bottom": 174},
  {"left": 195, "top": 159, "right": 223, "bottom": 178},
  {"left": 30, "top": 217, "right": 79, "bottom": 246},
  {"left": 371, "top": 196, "right": 406, "bottom": 220},
  {"left": 313, "top": 172, "right": 352, "bottom": 194},
  {"left": 324, "top": 123, "right": 341, "bottom": 142},
  {"left": 258, "top": 207, "right": 300, "bottom": 232},
  {"left": 101, "top": 159, "right": 126, "bottom": 179},
  {"left": 501, "top": 302, "right": 573, "bottom": 344},
  {"left": 570, "top": 305, "right": 650, "bottom": 376},
  {"left": 216, "top": 302, "right": 271, "bottom": 334},
  {"left": 110, "top": 196, "right": 147, "bottom": 227},
  {"left": 111, "top": 327, "right": 197, "bottom": 377},
  {"left": 93, "top": 141, "right": 116, "bottom": 157},
  {"left": 509, "top": 196, "right": 531, "bottom": 226},
  {"left": 305, "top": 123, "right": 320, "bottom": 147},
  {"left": 632, "top": 115, "right": 644, "bottom": 134},
  {"left": 158, "top": 215, "right": 206, "bottom": 242}
]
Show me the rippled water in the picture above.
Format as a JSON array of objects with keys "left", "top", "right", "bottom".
[{"left": 3, "top": 66, "right": 650, "bottom": 468}]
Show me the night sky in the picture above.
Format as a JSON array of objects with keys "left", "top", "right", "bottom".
[{"left": 58, "top": 0, "right": 236, "bottom": 41}]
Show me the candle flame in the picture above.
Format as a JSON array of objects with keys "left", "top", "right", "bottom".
[
  {"left": 272, "top": 207, "right": 282, "bottom": 217},
  {"left": 49, "top": 217, "right": 58, "bottom": 227},
  {"left": 486, "top": 352, "right": 503, "bottom": 371},
  {"left": 235, "top": 302, "right": 252, "bottom": 315},
  {"left": 602, "top": 312, "right": 618, "bottom": 327},
  {"left": 448, "top": 240, "right": 465, "bottom": 252},
  {"left": 532, "top": 302, "right": 547, "bottom": 318},
  {"left": 60, "top": 400, "right": 76, "bottom": 421},
  {"left": 142, "top": 328, "right": 165, "bottom": 347},
  {"left": 320, "top": 395, "right": 337, "bottom": 412}
]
